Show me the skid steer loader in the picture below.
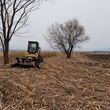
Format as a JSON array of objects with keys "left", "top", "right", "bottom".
[{"left": 12, "top": 41, "right": 43, "bottom": 68}]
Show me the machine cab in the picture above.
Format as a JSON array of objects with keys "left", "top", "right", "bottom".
[{"left": 27, "top": 41, "right": 39, "bottom": 54}]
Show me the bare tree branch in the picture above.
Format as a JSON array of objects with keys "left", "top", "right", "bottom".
[{"left": 45, "top": 19, "right": 89, "bottom": 58}]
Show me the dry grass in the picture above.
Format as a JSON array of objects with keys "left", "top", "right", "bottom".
[
  {"left": 0, "top": 53, "right": 110, "bottom": 109},
  {"left": 9, "top": 51, "right": 60, "bottom": 59},
  {"left": 9, "top": 51, "right": 26, "bottom": 59},
  {"left": 0, "top": 52, "right": 3, "bottom": 57},
  {"left": 41, "top": 51, "right": 61, "bottom": 58}
]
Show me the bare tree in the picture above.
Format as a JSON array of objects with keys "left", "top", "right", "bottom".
[
  {"left": 45, "top": 19, "right": 89, "bottom": 58},
  {"left": 0, "top": 0, "right": 46, "bottom": 64}
]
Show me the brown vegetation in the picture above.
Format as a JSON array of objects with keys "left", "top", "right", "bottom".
[
  {"left": 0, "top": 52, "right": 110, "bottom": 110},
  {"left": 8, "top": 51, "right": 60, "bottom": 59}
]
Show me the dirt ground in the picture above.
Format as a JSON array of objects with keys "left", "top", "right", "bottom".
[{"left": 0, "top": 53, "right": 110, "bottom": 110}]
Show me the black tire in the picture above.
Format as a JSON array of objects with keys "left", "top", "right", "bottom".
[
  {"left": 36, "top": 62, "right": 43, "bottom": 69},
  {"left": 35, "top": 56, "right": 43, "bottom": 69}
]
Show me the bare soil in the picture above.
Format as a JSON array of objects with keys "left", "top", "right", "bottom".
[{"left": 0, "top": 53, "right": 110, "bottom": 110}]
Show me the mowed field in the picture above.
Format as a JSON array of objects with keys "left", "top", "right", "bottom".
[{"left": 0, "top": 52, "right": 110, "bottom": 110}]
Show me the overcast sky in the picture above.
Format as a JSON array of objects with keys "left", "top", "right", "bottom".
[{"left": 10, "top": 0, "right": 110, "bottom": 51}]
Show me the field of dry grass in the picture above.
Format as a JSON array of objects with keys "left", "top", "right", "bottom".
[
  {"left": 9, "top": 51, "right": 60, "bottom": 59},
  {"left": 0, "top": 52, "right": 110, "bottom": 110}
]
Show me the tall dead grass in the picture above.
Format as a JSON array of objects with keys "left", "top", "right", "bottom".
[
  {"left": 9, "top": 51, "right": 26, "bottom": 59},
  {"left": 0, "top": 52, "right": 3, "bottom": 57},
  {"left": 9, "top": 51, "right": 60, "bottom": 59},
  {"left": 41, "top": 51, "right": 60, "bottom": 58}
]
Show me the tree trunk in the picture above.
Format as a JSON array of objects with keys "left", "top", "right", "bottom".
[
  {"left": 67, "top": 53, "right": 71, "bottom": 58},
  {"left": 66, "top": 46, "right": 73, "bottom": 59},
  {"left": 3, "top": 41, "right": 9, "bottom": 64}
]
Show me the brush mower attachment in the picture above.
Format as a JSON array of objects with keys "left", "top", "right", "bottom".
[{"left": 12, "top": 41, "right": 43, "bottom": 68}]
